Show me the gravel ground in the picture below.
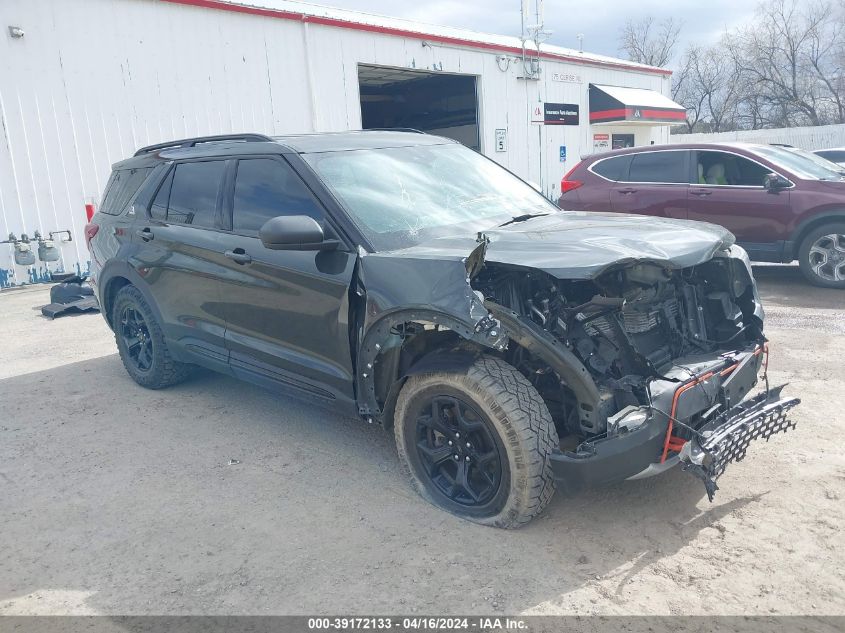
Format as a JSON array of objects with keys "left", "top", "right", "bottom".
[{"left": 0, "top": 265, "right": 843, "bottom": 616}]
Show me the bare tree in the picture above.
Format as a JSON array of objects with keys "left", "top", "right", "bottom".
[
  {"left": 627, "top": 1, "right": 845, "bottom": 132},
  {"left": 672, "top": 46, "right": 706, "bottom": 132},
  {"left": 666, "top": 0, "right": 845, "bottom": 132},
  {"left": 619, "top": 16, "right": 682, "bottom": 68},
  {"left": 672, "top": 42, "right": 743, "bottom": 133},
  {"left": 726, "top": 0, "right": 845, "bottom": 126}
]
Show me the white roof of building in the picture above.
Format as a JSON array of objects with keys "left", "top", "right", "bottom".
[
  {"left": 169, "top": 0, "right": 671, "bottom": 76},
  {"left": 592, "top": 84, "right": 683, "bottom": 108}
]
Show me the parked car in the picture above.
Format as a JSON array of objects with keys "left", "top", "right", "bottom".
[
  {"left": 813, "top": 147, "right": 845, "bottom": 169},
  {"left": 87, "top": 132, "right": 798, "bottom": 527},
  {"left": 558, "top": 142, "right": 845, "bottom": 288}
]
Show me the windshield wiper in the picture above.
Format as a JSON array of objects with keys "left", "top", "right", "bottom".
[{"left": 498, "top": 213, "right": 549, "bottom": 227}]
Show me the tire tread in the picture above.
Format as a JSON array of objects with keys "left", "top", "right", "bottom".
[
  {"left": 394, "top": 355, "right": 558, "bottom": 528},
  {"left": 113, "top": 285, "right": 192, "bottom": 389}
]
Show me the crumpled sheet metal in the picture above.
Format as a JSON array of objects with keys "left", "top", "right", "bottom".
[{"left": 374, "top": 211, "right": 736, "bottom": 280}]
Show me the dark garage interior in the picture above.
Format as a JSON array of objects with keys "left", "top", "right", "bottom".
[{"left": 358, "top": 64, "right": 480, "bottom": 149}]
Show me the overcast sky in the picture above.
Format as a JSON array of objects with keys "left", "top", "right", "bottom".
[{"left": 315, "top": 0, "right": 760, "bottom": 67}]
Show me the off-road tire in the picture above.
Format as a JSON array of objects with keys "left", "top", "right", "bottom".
[
  {"left": 112, "top": 285, "right": 193, "bottom": 389},
  {"left": 394, "top": 355, "right": 558, "bottom": 528},
  {"left": 798, "top": 222, "right": 845, "bottom": 288}
]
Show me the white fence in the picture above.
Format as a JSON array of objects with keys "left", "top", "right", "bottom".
[{"left": 670, "top": 124, "right": 845, "bottom": 150}]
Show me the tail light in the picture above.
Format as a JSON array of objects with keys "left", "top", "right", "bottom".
[
  {"left": 84, "top": 223, "right": 99, "bottom": 250},
  {"left": 561, "top": 162, "right": 584, "bottom": 194},
  {"left": 85, "top": 202, "right": 96, "bottom": 222}
]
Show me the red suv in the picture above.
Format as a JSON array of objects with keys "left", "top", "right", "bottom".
[{"left": 558, "top": 142, "right": 845, "bottom": 288}]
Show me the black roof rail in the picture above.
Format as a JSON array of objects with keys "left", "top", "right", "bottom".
[{"left": 133, "top": 133, "right": 274, "bottom": 156}]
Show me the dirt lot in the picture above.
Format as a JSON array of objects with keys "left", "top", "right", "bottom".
[{"left": 1, "top": 265, "right": 843, "bottom": 616}]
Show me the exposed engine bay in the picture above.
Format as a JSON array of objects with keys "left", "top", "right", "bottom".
[
  {"left": 354, "top": 222, "right": 799, "bottom": 500},
  {"left": 472, "top": 255, "right": 764, "bottom": 442}
]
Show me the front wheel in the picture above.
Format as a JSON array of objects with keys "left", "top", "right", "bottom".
[
  {"left": 798, "top": 223, "right": 845, "bottom": 288},
  {"left": 393, "top": 356, "right": 559, "bottom": 528}
]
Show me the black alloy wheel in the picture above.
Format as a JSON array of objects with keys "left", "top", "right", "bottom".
[
  {"left": 119, "top": 305, "right": 154, "bottom": 372},
  {"left": 111, "top": 284, "right": 193, "bottom": 389},
  {"left": 393, "top": 356, "right": 558, "bottom": 528},
  {"left": 415, "top": 395, "right": 503, "bottom": 507}
]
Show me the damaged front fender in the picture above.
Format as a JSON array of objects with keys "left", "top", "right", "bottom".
[{"left": 353, "top": 242, "right": 507, "bottom": 419}]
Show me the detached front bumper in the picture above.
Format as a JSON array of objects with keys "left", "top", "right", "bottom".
[
  {"left": 680, "top": 385, "right": 799, "bottom": 500},
  {"left": 549, "top": 345, "right": 800, "bottom": 498}
]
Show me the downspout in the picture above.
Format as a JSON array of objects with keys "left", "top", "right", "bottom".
[{"left": 301, "top": 19, "right": 318, "bottom": 132}]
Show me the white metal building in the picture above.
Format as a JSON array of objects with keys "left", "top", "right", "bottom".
[{"left": 0, "top": 0, "right": 683, "bottom": 286}]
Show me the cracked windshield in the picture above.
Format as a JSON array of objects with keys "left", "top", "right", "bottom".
[{"left": 304, "top": 143, "right": 557, "bottom": 250}]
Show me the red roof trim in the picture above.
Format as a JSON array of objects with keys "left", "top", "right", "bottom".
[
  {"left": 590, "top": 107, "right": 686, "bottom": 122},
  {"left": 160, "top": 0, "right": 672, "bottom": 76}
]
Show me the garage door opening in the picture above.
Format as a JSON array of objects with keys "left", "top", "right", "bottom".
[{"left": 358, "top": 64, "right": 480, "bottom": 149}]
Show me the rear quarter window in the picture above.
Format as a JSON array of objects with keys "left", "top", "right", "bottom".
[
  {"left": 819, "top": 150, "right": 845, "bottom": 163},
  {"left": 100, "top": 167, "right": 153, "bottom": 215},
  {"left": 591, "top": 155, "right": 631, "bottom": 181}
]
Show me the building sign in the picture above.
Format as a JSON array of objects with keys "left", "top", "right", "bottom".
[
  {"left": 494, "top": 128, "right": 507, "bottom": 152},
  {"left": 593, "top": 133, "right": 610, "bottom": 152},
  {"left": 544, "top": 103, "right": 579, "bottom": 125},
  {"left": 550, "top": 71, "right": 582, "bottom": 84},
  {"left": 559, "top": 146, "right": 567, "bottom": 163},
  {"left": 530, "top": 102, "right": 580, "bottom": 125}
]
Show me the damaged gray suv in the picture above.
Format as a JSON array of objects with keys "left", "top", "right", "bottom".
[{"left": 87, "top": 131, "right": 799, "bottom": 528}]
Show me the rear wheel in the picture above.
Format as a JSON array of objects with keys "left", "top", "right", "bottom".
[
  {"left": 393, "top": 356, "right": 558, "bottom": 528},
  {"left": 112, "top": 285, "right": 193, "bottom": 389},
  {"left": 798, "top": 222, "right": 845, "bottom": 288}
]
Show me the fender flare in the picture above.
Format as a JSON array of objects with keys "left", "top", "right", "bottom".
[
  {"left": 97, "top": 260, "right": 165, "bottom": 329},
  {"left": 355, "top": 307, "right": 506, "bottom": 419},
  {"left": 357, "top": 303, "right": 602, "bottom": 431},
  {"left": 790, "top": 209, "right": 845, "bottom": 257},
  {"left": 379, "top": 348, "right": 481, "bottom": 431}
]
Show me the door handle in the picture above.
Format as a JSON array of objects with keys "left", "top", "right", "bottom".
[
  {"left": 136, "top": 228, "right": 154, "bottom": 241},
  {"left": 618, "top": 187, "right": 638, "bottom": 194},
  {"left": 690, "top": 189, "right": 713, "bottom": 197},
  {"left": 224, "top": 249, "right": 252, "bottom": 265}
]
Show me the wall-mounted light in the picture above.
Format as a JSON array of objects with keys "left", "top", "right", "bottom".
[
  {"left": 496, "top": 56, "right": 511, "bottom": 72},
  {"left": 8, "top": 26, "right": 25, "bottom": 38}
]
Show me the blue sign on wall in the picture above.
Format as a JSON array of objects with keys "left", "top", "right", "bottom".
[{"left": 559, "top": 146, "right": 567, "bottom": 163}]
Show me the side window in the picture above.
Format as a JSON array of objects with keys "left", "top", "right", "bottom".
[
  {"left": 627, "top": 151, "right": 688, "bottom": 184},
  {"left": 100, "top": 167, "right": 152, "bottom": 215},
  {"left": 696, "top": 151, "right": 770, "bottom": 187},
  {"left": 166, "top": 161, "right": 226, "bottom": 227},
  {"left": 232, "top": 158, "right": 324, "bottom": 234},
  {"left": 734, "top": 156, "right": 771, "bottom": 186},
  {"left": 592, "top": 155, "right": 631, "bottom": 182}
]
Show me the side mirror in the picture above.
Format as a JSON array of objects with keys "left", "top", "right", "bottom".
[
  {"left": 764, "top": 173, "right": 790, "bottom": 192},
  {"left": 259, "top": 215, "right": 338, "bottom": 251}
]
